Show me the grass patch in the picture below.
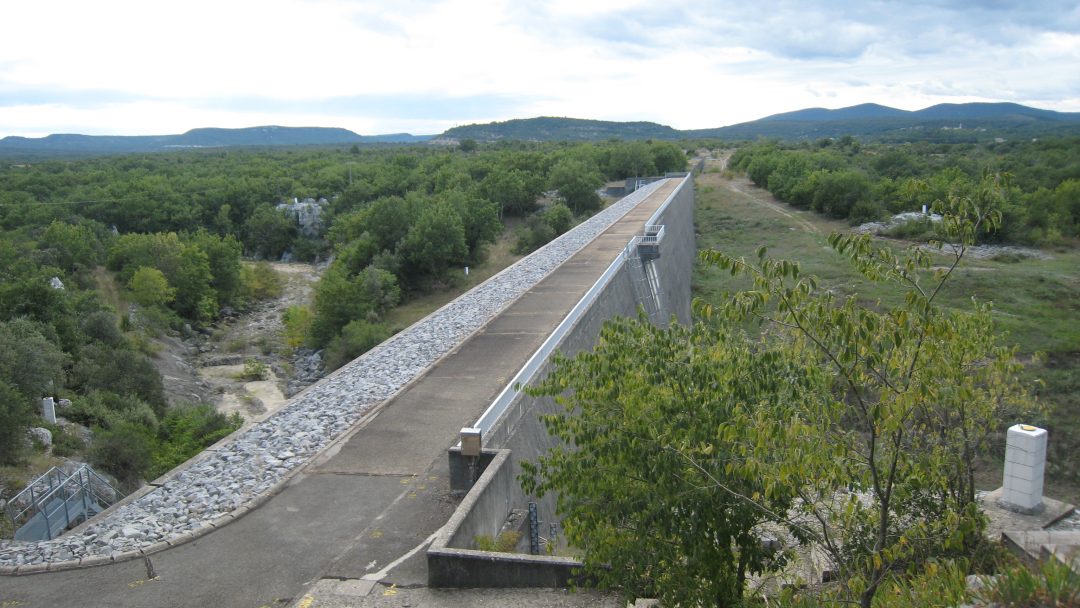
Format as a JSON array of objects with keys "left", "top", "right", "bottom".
[{"left": 693, "top": 172, "right": 1080, "bottom": 502}]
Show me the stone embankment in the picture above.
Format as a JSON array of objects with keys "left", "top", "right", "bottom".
[{"left": 0, "top": 182, "right": 665, "bottom": 573}]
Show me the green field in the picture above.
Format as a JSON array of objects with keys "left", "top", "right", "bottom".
[{"left": 693, "top": 167, "right": 1080, "bottom": 502}]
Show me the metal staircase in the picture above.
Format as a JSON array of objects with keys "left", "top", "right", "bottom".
[
  {"left": 625, "top": 224, "right": 665, "bottom": 321},
  {"left": 5, "top": 465, "right": 122, "bottom": 541}
]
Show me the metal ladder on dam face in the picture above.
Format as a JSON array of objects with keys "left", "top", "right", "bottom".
[
  {"left": 626, "top": 224, "right": 665, "bottom": 322},
  {"left": 4, "top": 464, "right": 122, "bottom": 541}
]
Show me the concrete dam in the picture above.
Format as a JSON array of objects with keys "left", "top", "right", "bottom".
[{"left": 0, "top": 174, "right": 695, "bottom": 607}]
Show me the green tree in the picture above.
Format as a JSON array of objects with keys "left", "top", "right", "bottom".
[
  {"left": 650, "top": 141, "right": 686, "bottom": 174},
  {"left": 605, "top": 141, "right": 656, "bottom": 179},
  {"left": 810, "top": 168, "right": 872, "bottom": 219},
  {"left": 243, "top": 203, "right": 296, "bottom": 259},
  {"left": 695, "top": 173, "right": 1029, "bottom": 607},
  {"left": 482, "top": 169, "right": 540, "bottom": 216},
  {"left": 522, "top": 317, "right": 811, "bottom": 606},
  {"left": 0, "top": 380, "right": 32, "bottom": 464},
  {"left": 399, "top": 203, "right": 468, "bottom": 278},
  {"left": 128, "top": 266, "right": 175, "bottom": 307},
  {"left": 39, "top": 221, "right": 105, "bottom": 273},
  {"left": 73, "top": 345, "right": 166, "bottom": 415},
  {"left": 185, "top": 230, "right": 243, "bottom": 307},
  {"left": 548, "top": 158, "right": 603, "bottom": 214},
  {"left": 544, "top": 202, "right": 574, "bottom": 235},
  {"left": 309, "top": 264, "right": 400, "bottom": 347},
  {"left": 527, "top": 173, "right": 1029, "bottom": 607},
  {"left": 0, "top": 318, "right": 68, "bottom": 401}
]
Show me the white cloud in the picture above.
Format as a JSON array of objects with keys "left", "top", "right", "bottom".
[{"left": 1, "top": 0, "right": 1078, "bottom": 136}]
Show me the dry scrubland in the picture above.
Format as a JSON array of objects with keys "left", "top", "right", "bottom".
[{"left": 693, "top": 166, "right": 1080, "bottom": 502}]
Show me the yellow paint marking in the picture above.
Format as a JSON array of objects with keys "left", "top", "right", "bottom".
[
  {"left": 296, "top": 595, "right": 315, "bottom": 608},
  {"left": 415, "top": 484, "right": 426, "bottom": 490},
  {"left": 382, "top": 584, "right": 398, "bottom": 596},
  {"left": 370, "top": 529, "right": 383, "bottom": 539},
  {"left": 399, "top": 478, "right": 410, "bottom": 484},
  {"left": 427, "top": 475, "right": 438, "bottom": 480},
  {"left": 407, "top": 492, "right": 417, "bottom": 499},
  {"left": 127, "top": 577, "right": 158, "bottom": 589},
  {"left": 2, "top": 600, "right": 26, "bottom": 607}
]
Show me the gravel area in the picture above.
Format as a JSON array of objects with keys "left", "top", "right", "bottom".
[{"left": 0, "top": 181, "right": 666, "bottom": 571}]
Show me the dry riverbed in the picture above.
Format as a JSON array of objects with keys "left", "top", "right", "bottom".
[{"left": 157, "top": 262, "right": 324, "bottom": 423}]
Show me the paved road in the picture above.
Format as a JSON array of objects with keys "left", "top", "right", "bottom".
[{"left": 0, "top": 181, "right": 677, "bottom": 608}]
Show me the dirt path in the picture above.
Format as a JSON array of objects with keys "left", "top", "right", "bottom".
[{"left": 702, "top": 153, "right": 821, "bottom": 235}]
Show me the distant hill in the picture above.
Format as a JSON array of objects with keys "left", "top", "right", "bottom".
[
  {"left": 437, "top": 103, "right": 1080, "bottom": 144},
  {"left": 758, "top": 103, "right": 912, "bottom": 122},
  {"left": 0, "top": 126, "right": 432, "bottom": 157},
  {"left": 4, "top": 102, "right": 1079, "bottom": 159},
  {"left": 688, "top": 102, "right": 1080, "bottom": 141},
  {"left": 441, "top": 117, "right": 680, "bottom": 142}
]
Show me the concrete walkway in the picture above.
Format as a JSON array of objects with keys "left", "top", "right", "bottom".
[{"left": 0, "top": 181, "right": 677, "bottom": 608}]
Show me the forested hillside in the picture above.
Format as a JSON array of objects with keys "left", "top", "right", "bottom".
[{"left": 0, "top": 139, "right": 686, "bottom": 494}]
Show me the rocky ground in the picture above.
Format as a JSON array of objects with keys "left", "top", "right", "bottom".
[{"left": 158, "top": 262, "right": 325, "bottom": 424}]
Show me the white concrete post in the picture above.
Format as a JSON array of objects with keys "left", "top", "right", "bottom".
[
  {"left": 1000, "top": 424, "right": 1047, "bottom": 514},
  {"left": 40, "top": 397, "right": 57, "bottom": 425}
]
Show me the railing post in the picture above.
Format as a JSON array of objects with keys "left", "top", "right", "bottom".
[{"left": 42, "top": 502, "right": 52, "bottom": 541}]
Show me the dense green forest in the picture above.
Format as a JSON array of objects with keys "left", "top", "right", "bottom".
[
  {"left": 728, "top": 136, "right": 1080, "bottom": 245},
  {"left": 0, "top": 139, "right": 686, "bottom": 490}
]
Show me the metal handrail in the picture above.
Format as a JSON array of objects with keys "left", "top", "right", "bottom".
[
  {"left": 5, "top": 464, "right": 122, "bottom": 540},
  {"left": 463, "top": 175, "right": 689, "bottom": 448}
]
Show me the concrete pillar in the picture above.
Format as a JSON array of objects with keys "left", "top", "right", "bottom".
[
  {"left": 40, "top": 397, "right": 57, "bottom": 424},
  {"left": 1000, "top": 424, "right": 1047, "bottom": 514}
]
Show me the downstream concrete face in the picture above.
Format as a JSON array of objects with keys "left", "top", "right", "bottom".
[{"left": 433, "top": 175, "right": 695, "bottom": 586}]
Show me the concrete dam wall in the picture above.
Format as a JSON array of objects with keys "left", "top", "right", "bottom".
[{"left": 430, "top": 174, "right": 695, "bottom": 587}]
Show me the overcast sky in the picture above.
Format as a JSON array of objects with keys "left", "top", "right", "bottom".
[{"left": 2, "top": 0, "right": 1078, "bottom": 137}]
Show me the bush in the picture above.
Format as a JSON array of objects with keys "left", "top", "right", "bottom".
[
  {"left": 977, "top": 558, "right": 1080, "bottom": 607},
  {"left": 50, "top": 427, "right": 86, "bottom": 458},
  {"left": 65, "top": 390, "right": 159, "bottom": 431},
  {"left": 236, "top": 358, "right": 268, "bottom": 381},
  {"left": 848, "top": 199, "right": 886, "bottom": 225},
  {"left": 282, "top": 305, "right": 314, "bottom": 349},
  {"left": 544, "top": 203, "right": 574, "bottom": 236},
  {"left": 73, "top": 346, "right": 166, "bottom": 415},
  {"left": 323, "top": 320, "right": 391, "bottom": 371},
  {"left": 881, "top": 217, "right": 945, "bottom": 241},
  {"left": 89, "top": 423, "right": 153, "bottom": 487},
  {"left": 149, "top": 404, "right": 241, "bottom": 478},
  {"left": 512, "top": 216, "right": 556, "bottom": 255},
  {"left": 240, "top": 262, "right": 284, "bottom": 302},
  {"left": 474, "top": 531, "right": 522, "bottom": 553}
]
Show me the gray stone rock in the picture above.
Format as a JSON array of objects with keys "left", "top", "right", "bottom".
[{"left": 28, "top": 427, "right": 52, "bottom": 447}]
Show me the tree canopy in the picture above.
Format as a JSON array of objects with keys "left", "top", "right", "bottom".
[{"left": 523, "top": 173, "right": 1031, "bottom": 607}]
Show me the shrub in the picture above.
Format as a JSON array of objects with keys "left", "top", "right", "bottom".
[
  {"left": 283, "top": 305, "right": 314, "bottom": 349},
  {"left": 474, "top": 531, "right": 522, "bottom": 552},
  {"left": 512, "top": 216, "right": 556, "bottom": 255},
  {"left": 544, "top": 203, "right": 574, "bottom": 236},
  {"left": 240, "top": 262, "right": 284, "bottom": 302},
  {"left": 323, "top": 320, "right": 391, "bottom": 371},
  {"left": 977, "top": 558, "right": 1080, "bottom": 607},
  {"left": 148, "top": 404, "right": 241, "bottom": 478},
  {"left": 236, "top": 358, "right": 268, "bottom": 381},
  {"left": 881, "top": 217, "right": 945, "bottom": 242},
  {"left": 50, "top": 427, "right": 86, "bottom": 458},
  {"left": 89, "top": 423, "right": 153, "bottom": 488}
]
